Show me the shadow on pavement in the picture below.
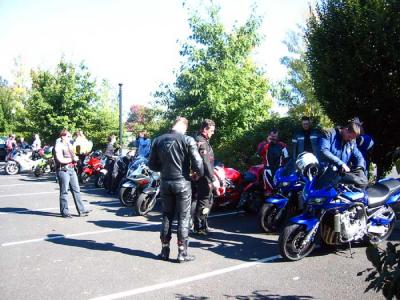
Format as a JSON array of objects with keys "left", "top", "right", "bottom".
[
  {"left": 0, "top": 207, "right": 60, "bottom": 217},
  {"left": 223, "top": 289, "right": 314, "bottom": 299},
  {"left": 46, "top": 234, "right": 159, "bottom": 260}
]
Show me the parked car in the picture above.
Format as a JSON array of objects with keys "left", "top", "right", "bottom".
[{"left": 0, "top": 136, "right": 7, "bottom": 161}]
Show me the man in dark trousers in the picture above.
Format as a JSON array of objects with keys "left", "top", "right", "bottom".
[
  {"left": 148, "top": 117, "right": 204, "bottom": 263},
  {"left": 193, "top": 119, "right": 216, "bottom": 235}
]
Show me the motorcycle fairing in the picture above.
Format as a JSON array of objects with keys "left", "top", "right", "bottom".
[
  {"left": 290, "top": 213, "right": 319, "bottom": 231},
  {"left": 265, "top": 194, "right": 288, "bottom": 208}
]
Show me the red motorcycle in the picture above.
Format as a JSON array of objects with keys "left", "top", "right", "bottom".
[
  {"left": 79, "top": 151, "right": 106, "bottom": 185},
  {"left": 237, "top": 164, "right": 272, "bottom": 213},
  {"left": 212, "top": 165, "right": 243, "bottom": 208}
]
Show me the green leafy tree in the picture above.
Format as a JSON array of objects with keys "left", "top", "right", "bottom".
[
  {"left": 26, "top": 60, "right": 118, "bottom": 146},
  {"left": 126, "top": 104, "right": 167, "bottom": 137},
  {"left": 277, "top": 30, "right": 332, "bottom": 128},
  {"left": 155, "top": 4, "right": 273, "bottom": 155},
  {"left": 306, "top": 0, "right": 400, "bottom": 177}
]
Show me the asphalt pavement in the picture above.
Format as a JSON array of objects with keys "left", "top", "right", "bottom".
[{"left": 0, "top": 165, "right": 394, "bottom": 299}]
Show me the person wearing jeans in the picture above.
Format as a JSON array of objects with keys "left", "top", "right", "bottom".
[{"left": 54, "top": 129, "right": 90, "bottom": 218}]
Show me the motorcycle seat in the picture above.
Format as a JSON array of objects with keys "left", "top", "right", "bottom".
[{"left": 367, "top": 179, "right": 400, "bottom": 208}]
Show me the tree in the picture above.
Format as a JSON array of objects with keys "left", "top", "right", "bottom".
[
  {"left": 306, "top": 0, "right": 400, "bottom": 176},
  {"left": 155, "top": 4, "right": 273, "bottom": 151},
  {"left": 125, "top": 104, "right": 167, "bottom": 136},
  {"left": 26, "top": 60, "right": 119, "bottom": 146},
  {"left": 277, "top": 30, "right": 332, "bottom": 128}
]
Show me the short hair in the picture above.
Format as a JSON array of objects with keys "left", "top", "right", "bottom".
[
  {"left": 346, "top": 118, "right": 362, "bottom": 135},
  {"left": 172, "top": 116, "right": 188, "bottom": 128},
  {"left": 200, "top": 119, "right": 215, "bottom": 131},
  {"left": 301, "top": 116, "right": 310, "bottom": 122},
  {"left": 59, "top": 129, "right": 70, "bottom": 137},
  {"left": 269, "top": 128, "right": 278, "bottom": 135}
]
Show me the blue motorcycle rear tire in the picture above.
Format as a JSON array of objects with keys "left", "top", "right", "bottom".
[{"left": 279, "top": 223, "right": 316, "bottom": 261}]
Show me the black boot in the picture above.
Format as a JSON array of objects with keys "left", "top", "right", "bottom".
[
  {"left": 159, "top": 243, "right": 170, "bottom": 261},
  {"left": 177, "top": 240, "right": 195, "bottom": 263}
]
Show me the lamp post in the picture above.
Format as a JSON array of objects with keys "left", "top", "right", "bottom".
[{"left": 118, "top": 83, "right": 123, "bottom": 155}]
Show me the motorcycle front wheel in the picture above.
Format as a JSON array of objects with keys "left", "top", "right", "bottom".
[
  {"left": 135, "top": 192, "right": 158, "bottom": 216},
  {"left": 5, "top": 161, "right": 19, "bottom": 175},
  {"left": 279, "top": 223, "right": 316, "bottom": 261},
  {"left": 119, "top": 186, "right": 136, "bottom": 207},
  {"left": 258, "top": 203, "right": 287, "bottom": 233}
]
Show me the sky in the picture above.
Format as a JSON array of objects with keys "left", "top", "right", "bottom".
[{"left": 0, "top": 0, "right": 314, "bottom": 115}]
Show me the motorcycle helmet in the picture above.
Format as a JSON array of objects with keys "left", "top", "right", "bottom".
[
  {"left": 92, "top": 150, "right": 102, "bottom": 158},
  {"left": 295, "top": 152, "right": 319, "bottom": 177}
]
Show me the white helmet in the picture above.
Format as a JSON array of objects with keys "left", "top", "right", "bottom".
[{"left": 296, "top": 152, "right": 319, "bottom": 176}]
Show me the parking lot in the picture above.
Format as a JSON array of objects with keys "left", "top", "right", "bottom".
[{"left": 0, "top": 165, "right": 394, "bottom": 299}]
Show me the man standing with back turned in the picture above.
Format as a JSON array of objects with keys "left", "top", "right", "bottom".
[{"left": 149, "top": 117, "right": 204, "bottom": 263}]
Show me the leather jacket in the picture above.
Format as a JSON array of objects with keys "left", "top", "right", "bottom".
[
  {"left": 292, "top": 128, "right": 321, "bottom": 159},
  {"left": 195, "top": 133, "right": 215, "bottom": 183},
  {"left": 148, "top": 130, "right": 204, "bottom": 181}
]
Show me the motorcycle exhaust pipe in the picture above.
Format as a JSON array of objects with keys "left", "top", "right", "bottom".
[{"left": 334, "top": 210, "right": 341, "bottom": 233}]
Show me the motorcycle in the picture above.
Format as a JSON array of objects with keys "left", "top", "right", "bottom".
[
  {"left": 212, "top": 165, "right": 243, "bottom": 208},
  {"left": 119, "top": 158, "right": 160, "bottom": 216},
  {"left": 237, "top": 164, "right": 271, "bottom": 213},
  {"left": 279, "top": 153, "right": 400, "bottom": 261},
  {"left": 79, "top": 151, "right": 106, "bottom": 184},
  {"left": 34, "top": 146, "right": 55, "bottom": 177},
  {"left": 5, "top": 148, "right": 41, "bottom": 175},
  {"left": 258, "top": 159, "right": 304, "bottom": 233}
]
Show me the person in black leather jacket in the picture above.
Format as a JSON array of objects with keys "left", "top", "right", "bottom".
[
  {"left": 148, "top": 116, "right": 204, "bottom": 263},
  {"left": 193, "top": 119, "right": 216, "bottom": 235}
]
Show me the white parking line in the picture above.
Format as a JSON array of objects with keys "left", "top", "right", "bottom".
[
  {"left": 1, "top": 211, "right": 243, "bottom": 247},
  {"left": 0, "top": 188, "right": 103, "bottom": 198},
  {"left": 90, "top": 255, "right": 281, "bottom": 300}
]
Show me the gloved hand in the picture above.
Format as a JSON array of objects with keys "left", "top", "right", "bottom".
[{"left": 341, "top": 163, "right": 350, "bottom": 173}]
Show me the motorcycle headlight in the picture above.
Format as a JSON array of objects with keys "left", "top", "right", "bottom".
[
  {"left": 281, "top": 181, "right": 290, "bottom": 187},
  {"left": 308, "top": 197, "right": 326, "bottom": 205}
]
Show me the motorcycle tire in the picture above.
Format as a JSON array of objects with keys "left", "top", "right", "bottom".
[
  {"left": 241, "top": 190, "right": 262, "bottom": 214},
  {"left": 366, "top": 207, "right": 396, "bottom": 245},
  {"left": 80, "top": 173, "right": 90, "bottom": 184},
  {"left": 5, "top": 162, "right": 19, "bottom": 175},
  {"left": 95, "top": 174, "right": 105, "bottom": 188},
  {"left": 119, "top": 186, "right": 136, "bottom": 207},
  {"left": 34, "top": 166, "right": 44, "bottom": 177},
  {"left": 135, "top": 192, "right": 158, "bottom": 216},
  {"left": 279, "top": 223, "right": 316, "bottom": 261},
  {"left": 258, "top": 203, "right": 286, "bottom": 233}
]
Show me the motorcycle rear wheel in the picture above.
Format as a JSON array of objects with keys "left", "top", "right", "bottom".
[
  {"left": 258, "top": 203, "right": 286, "bottom": 233},
  {"left": 279, "top": 223, "right": 315, "bottom": 261},
  {"left": 366, "top": 207, "right": 396, "bottom": 245},
  {"left": 119, "top": 187, "right": 136, "bottom": 207},
  {"left": 5, "top": 162, "right": 19, "bottom": 175},
  {"left": 95, "top": 174, "right": 105, "bottom": 188},
  {"left": 135, "top": 192, "right": 158, "bottom": 216},
  {"left": 241, "top": 190, "right": 262, "bottom": 214},
  {"left": 80, "top": 173, "right": 90, "bottom": 184}
]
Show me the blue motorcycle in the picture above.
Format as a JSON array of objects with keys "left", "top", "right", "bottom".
[
  {"left": 279, "top": 157, "right": 400, "bottom": 261},
  {"left": 258, "top": 160, "right": 305, "bottom": 233}
]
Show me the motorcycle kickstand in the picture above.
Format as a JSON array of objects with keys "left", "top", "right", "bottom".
[{"left": 348, "top": 241, "right": 353, "bottom": 259}]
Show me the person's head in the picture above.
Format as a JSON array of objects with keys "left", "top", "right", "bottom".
[
  {"left": 34, "top": 133, "right": 39, "bottom": 140},
  {"left": 172, "top": 116, "right": 189, "bottom": 134},
  {"left": 341, "top": 117, "right": 362, "bottom": 142},
  {"left": 138, "top": 131, "right": 145, "bottom": 138},
  {"left": 75, "top": 130, "right": 85, "bottom": 138},
  {"left": 9, "top": 133, "right": 15, "bottom": 139},
  {"left": 19, "top": 137, "right": 24, "bottom": 142},
  {"left": 108, "top": 135, "right": 116, "bottom": 143},
  {"left": 267, "top": 129, "right": 279, "bottom": 144},
  {"left": 200, "top": 119, "right": 216, "bottom": 139},
  {"left": 59, "top": 129, "right": 72, "bottom": 142},
  {"left": 301, "top": 116, "right": 311, "bottom": 131}
]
